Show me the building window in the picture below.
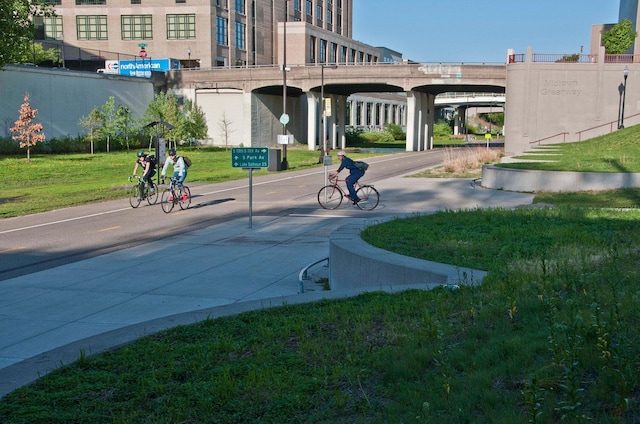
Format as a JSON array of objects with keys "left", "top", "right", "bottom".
[
  {"left": 121, "top": 15, "right": 152, "bottom": 40},
  {"left": 216, "top": 16, "right": 228, "bottom": 45},
  {"left": 43, "top": 0, "right": 62, "bottom": 4},
  {"left": 327, "top": 8, "right": 332, "bottom": 25},
  {"left": 176, "top": 0, "right": 186, "bottom": 3},
  {"left": 294, "top": 0, "right": 301, "bottom": 12},
  {"left": 75, "top": 0, "right": 106, "bottom": 4},
  {"left": 329, "top": 42, "right": 337, "bottom": 63},
  {"left": 76, "top": 15, "right": 108, "bottom": 40},
  {"left": 236, "top": 21, "right": 245, "bottom": 49},
  {"left": 319, "top": 39, "right": 326, "bottom": 63},
  {"left": 131, "top": 0, "right": 141, "bottom": 4},
  {"left": 167, "top": 14, "right": 196, "bottom": 39},
  {"left": 317, "top": 4, "right": 322, "bottom": 22},
  {"left": 309, "top": 35, "right": 316, "bottom": 63},
  {"left": 306, "top": 0, "right": 312, "bottom": 16},
  {"left": 340, "top": 45, "right": 346, "bottom": 64},
  {"left": 44, "top": 16, "right": 63, "bottom": 40},
  {"left": 235, "top": 0, "right": 245, "bottom": 14}
]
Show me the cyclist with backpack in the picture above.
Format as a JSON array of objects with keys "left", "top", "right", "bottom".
[
  {"left": 161, "top": 148, "right": 189, "bottom": 200},
  {"left": 132, "top": 150, "right": 157, "bottom": 196},
  {"left": 329, "top": 150, "right": 366, "bottom": 204}
]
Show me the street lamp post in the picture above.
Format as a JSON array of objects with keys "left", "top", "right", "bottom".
[
  {"left": 187, "top": 47, "right": 191, "bottom": 69},
  {"left": 321, "top": 64, "right": 338, "bottom": 160},
  {"left": 281, "top": 0, "right": 291, "bottom": 170},
  {"left": 620, "top": 67, "right": 629, "bottom": 129}
]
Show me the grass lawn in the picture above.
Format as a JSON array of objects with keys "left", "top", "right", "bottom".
[
  {"left": 0, "top": 146, "right": 376, "bottom": 219},
  {"left": 1, "top": 135, "right": 640, "bottom": 422}
]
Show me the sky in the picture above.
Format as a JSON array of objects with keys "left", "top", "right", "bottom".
[{"left": 352, "top": 0, "right": 621, "bottom": 63}]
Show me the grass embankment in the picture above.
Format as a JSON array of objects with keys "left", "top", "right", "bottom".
[
  {"left": 1, "top": 135, "right": 640, "bottom": 422},
  {"left": 0, "top": 147, "right": 371, "bottom": 218}
]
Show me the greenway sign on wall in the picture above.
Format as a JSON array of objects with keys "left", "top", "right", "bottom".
[{"left": 104, "top": 59, "right": 180, "bottom": 78}]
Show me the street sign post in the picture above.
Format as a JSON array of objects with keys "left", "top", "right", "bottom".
[{"left": 231, "top": 147, "right": 269, "bottom": 228}]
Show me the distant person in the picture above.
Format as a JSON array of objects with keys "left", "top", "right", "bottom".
[
  {"left": 132, "top": 150, "right": 157, "bottom": 194},
  {"left": 161, "top": 148, "right": 189, "bottom": 199},
  {"left": 329, "top": 150, "right": 365, "bottom": 204}
]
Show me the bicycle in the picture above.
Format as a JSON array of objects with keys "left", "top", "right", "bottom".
[
  {"left": 160, "top": 177, "right": 191, "bottom": 213},
  {"left": 128, "top": 175, "right": 158, "bottom": 208},
  {"left": 317, "top": 175, "right": 379, "bottom": 211}
]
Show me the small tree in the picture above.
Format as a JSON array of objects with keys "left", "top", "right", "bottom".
[
  {"left": 79, "top": 109, "right": 102, "bottom": 154},
  {"left": 602, "top": 19, "right": 638, "bottom": 54},
  {"left": 218, "top": 112, "right": 234, "bottom": 149},
  {"left": 10, "top": 93, "right": 45, "bottom": 162}
]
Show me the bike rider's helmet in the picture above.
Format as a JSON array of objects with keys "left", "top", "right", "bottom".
[
  {"left": 137, "top": 150, "right": 145, "bottom": 157},
  {"left": 168, "top": 148, "right": 176, "bottom": 156}
]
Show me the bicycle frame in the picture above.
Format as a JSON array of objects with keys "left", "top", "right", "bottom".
[
  {"left": 161, "top": 177, "right": 191, "bottom": 213},
  {"left": 317, "top": 176, "right": 379, "bottom": 211}
]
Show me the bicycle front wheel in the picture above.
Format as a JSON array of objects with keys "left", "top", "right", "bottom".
[
  {"left": 318, "top": 185, "right": 343, "bottom": 209},
  {"left": 179, "top": 186, "right": 191, "bottom": 210},
  {"left": 160, "top": 188, "right": 175, "bottom": 213},
  {"left": 146, "top": 182, "right": 158, "bottom": 205},
  {"left": 129, "top": 185, "right": 142, "bottom": 208},
  {"left": 356, "top": 185, "right": 379, "bottom": 211}
]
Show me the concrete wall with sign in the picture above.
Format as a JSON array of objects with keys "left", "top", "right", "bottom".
[
  {"left": 505, "top": 46, "right": 640, "bottom": 156},
  {"left": 0, "top": 65, "right": 154, "bottom": 140}
]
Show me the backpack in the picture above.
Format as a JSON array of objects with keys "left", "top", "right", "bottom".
[
  {"left": 354, "top": 160, "right": 369, "bottom": 171},
  {"left": 182, "top": 156, "right": 192, "bottom": 167},
  {"left": 146, "top": 154, "right": 157, "bottom": 167}
]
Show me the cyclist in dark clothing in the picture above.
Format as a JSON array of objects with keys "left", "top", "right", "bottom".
[
  {"left": 329, "top": 150, "right": 365, "bottom": 204},
  {"left": 132, "top": 150, "right": 157, "bottom": 192}
]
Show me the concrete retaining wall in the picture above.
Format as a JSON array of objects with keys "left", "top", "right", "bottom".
[
  {"left": 482, "top": 165, "right": 640, "bottom": 192},
  {"left": 329, "top": 222, "right": 485, "bottom": 291}
]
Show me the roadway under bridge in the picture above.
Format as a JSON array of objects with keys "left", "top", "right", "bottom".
[{"left": 164, "top": 63, "right": 506, "bottom": 152}]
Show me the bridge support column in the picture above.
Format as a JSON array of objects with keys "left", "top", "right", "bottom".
[
  {"left": 405, "top": 91, "right": 435, "bottom": 151},
  {"left": 306, "top": 92, "right": 319, "bottom": 151}
]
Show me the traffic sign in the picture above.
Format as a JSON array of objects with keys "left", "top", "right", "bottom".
[
  {"left": 232, "top": 147, "right": 269, "bottom": 168},
  {"left": 139, "top": 49, "right": 147, "bottom": 58}
]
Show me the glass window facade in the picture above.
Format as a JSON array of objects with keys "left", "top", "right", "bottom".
[
  {"left": 167, "top": 14, "right": 196, "bottom": 39},
  {"left": 121, "top": 15, "right": 153, "bottom": 40},
  {"left": 76, "top": 15, "right": 108, "bottom": 40}
]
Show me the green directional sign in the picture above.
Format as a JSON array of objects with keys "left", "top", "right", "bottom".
[{"left": 232, "top": 147, "right": 269, "bottom": 168}]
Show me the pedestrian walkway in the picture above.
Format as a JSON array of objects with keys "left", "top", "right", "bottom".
[{"left": 0, "top": 176, "right": 534, "bottom": 398}]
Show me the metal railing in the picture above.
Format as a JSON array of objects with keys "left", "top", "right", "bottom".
[{"left": 509, "top": 53, "right": 640, "bottom": 64}]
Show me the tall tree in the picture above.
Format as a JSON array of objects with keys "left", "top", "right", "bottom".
[
  {"left": 0, "top": 0, "right": 55, "bottom": 69},
  {"left": 602, "top": 19, "right": 638, "bottom": 54},
  {"left": 10, "top": 92, "right": 45, "bottom": 163}
]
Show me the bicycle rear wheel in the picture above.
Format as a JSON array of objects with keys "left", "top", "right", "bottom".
[
  {"left": 129, "top": 185, "right": 141, "bottom": 208},
  {"left": 318, "top": 185, "right": 343, "bottom": 209},
  {"left": 161, "top": 188, "right": 175, "bottom": 213},
  {"left": 356, "top": 185, "right": 379, "bottom": 211},
  {"left": 146, "top": 181, "right": 158, "bottom": 205},
  {"left": 179, "top": 186, "right": 191, "bottom": 210}
]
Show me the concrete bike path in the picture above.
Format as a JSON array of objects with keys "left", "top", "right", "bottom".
[{"left": 0, "top": 176, "right": 534, "bottom": 398}]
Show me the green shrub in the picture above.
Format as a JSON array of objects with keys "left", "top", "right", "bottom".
[
  {"left": 361, "top": 130, "right": 395, "bottom": 143},
  {"left": 434, "top": 120, "right": 453, "bottom": 138},
  {"left": 384, "top": 122, "right": 406, "bottom": 140}
]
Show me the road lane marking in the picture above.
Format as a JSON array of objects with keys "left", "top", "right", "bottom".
[
  {"left": 98, "top": 226, "right": 121, "bottom": 232},
  {"left": 0, "top": 246, "right": 26, "bottom": 254},
  {"left": 0, "top": 207, "right": 130, "bottom": 235}
]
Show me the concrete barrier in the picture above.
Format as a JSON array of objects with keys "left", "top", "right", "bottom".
[
  {"left": 329, "top": 222, "right": 485, "bottom": 291},
  {"left": 482, "top": 165, "right": 640, "bottom": 192}
]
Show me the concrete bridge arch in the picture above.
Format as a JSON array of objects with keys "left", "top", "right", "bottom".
[{"left": 166, "top": 63, "right": 506, "bottom": 151}]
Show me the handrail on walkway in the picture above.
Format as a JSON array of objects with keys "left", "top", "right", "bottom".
[
  {"left": 529, "top": 132, "right": 569, "bottom": 145},
  {"left": 298, "top": 257, "right": 329, "bottom": 294}
]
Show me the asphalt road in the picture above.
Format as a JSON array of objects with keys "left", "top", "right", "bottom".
[{"left": 0, "top": 149, "right": 450, "bottom": 281}]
